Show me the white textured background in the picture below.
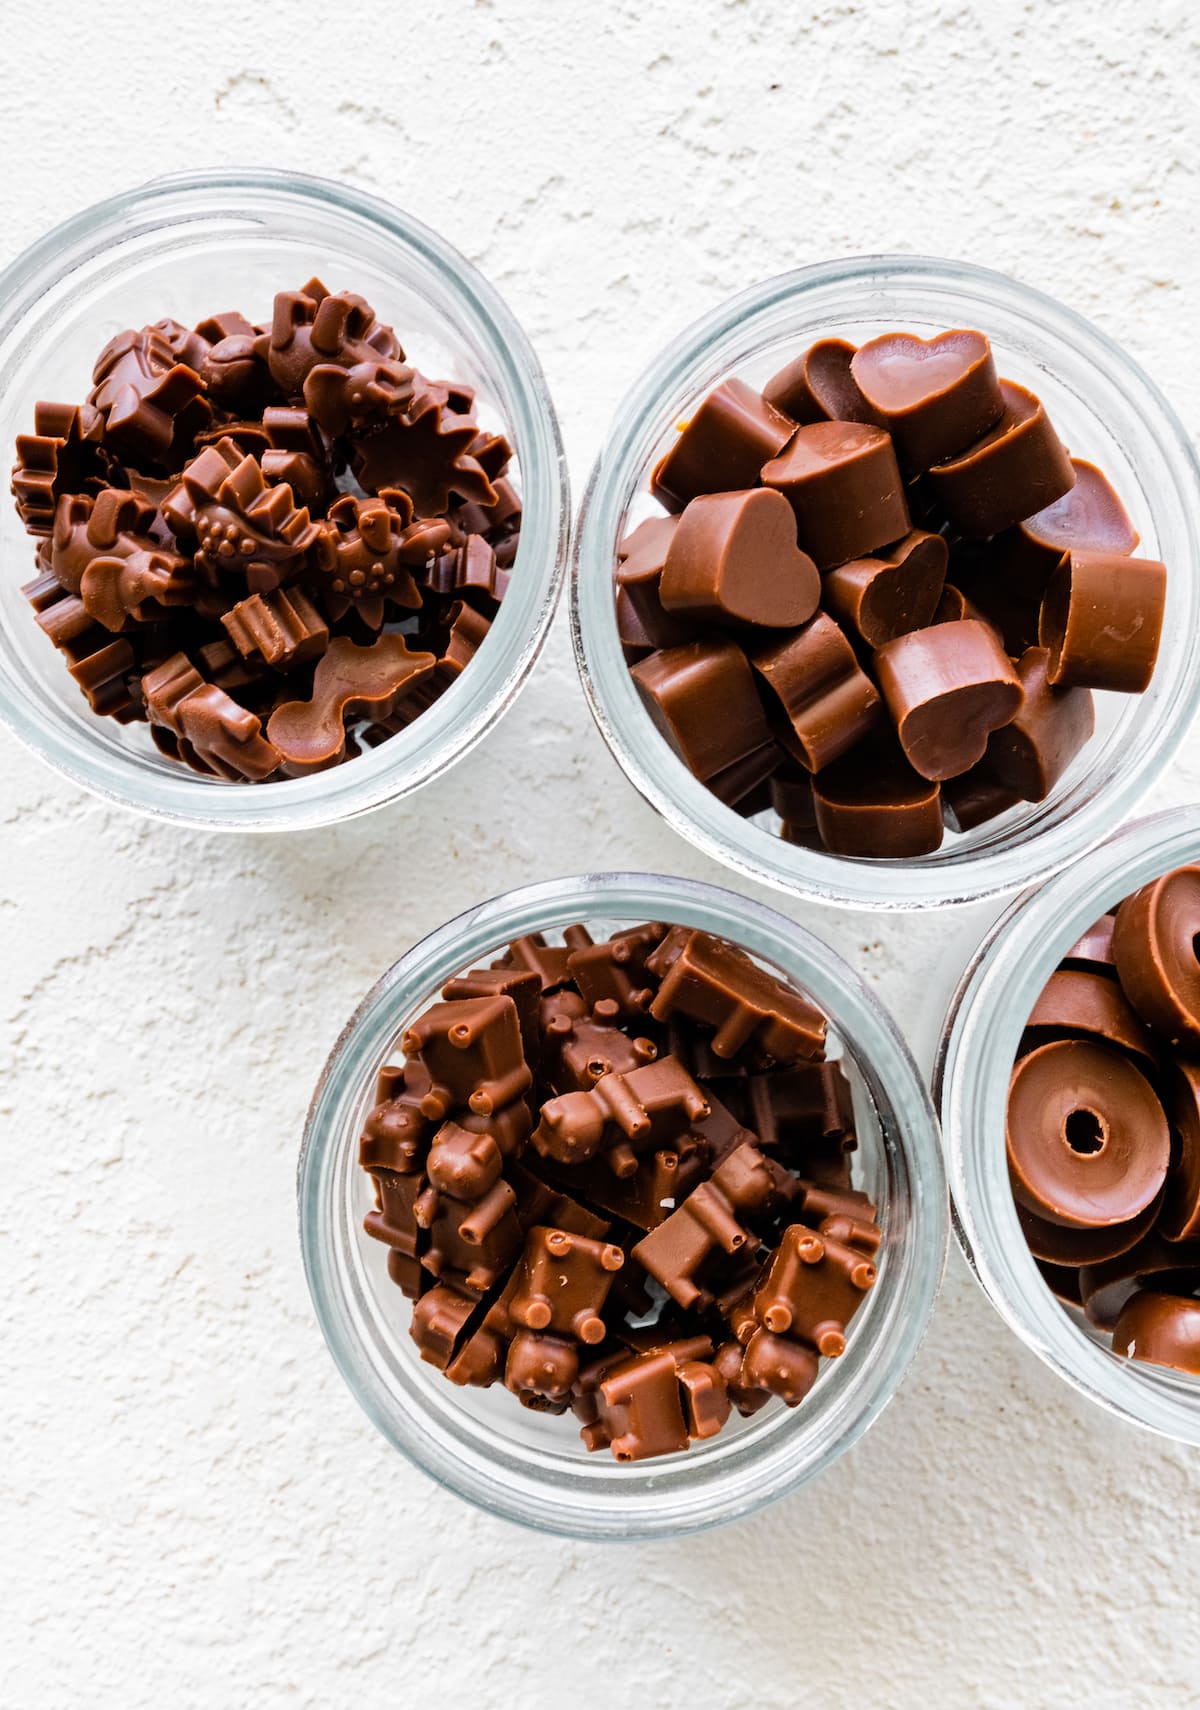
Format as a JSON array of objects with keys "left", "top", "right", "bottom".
[{"left": 3, "top": 4, "right": 1200, "bottom": 1705}]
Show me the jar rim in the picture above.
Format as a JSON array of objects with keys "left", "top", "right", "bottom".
[
  {"left": 936, "top": 806, "right": 1200, "bottom": 1442},
  {"left": 298, "top": 870, "right": 948, "bottom": 1538},
  {"left": 0, "top": 169, "right": 569, "bottom": 831},
  {"left": 571, "top": 254, "right": 1200, "bottom": 909}
]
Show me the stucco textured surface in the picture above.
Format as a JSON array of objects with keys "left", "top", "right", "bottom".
[{"left": 3, "top": 3, "right": 1200, "bottom": 1705}]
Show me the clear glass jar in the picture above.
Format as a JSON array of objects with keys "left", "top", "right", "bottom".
[
  {"left": 572, "top": 257, "right": 1200, "bottom": 910},
  {"left": 0, "top": 170, "right": 568, "bottom": 830},
  {"left": 936, "top": 807, "right": 1200, "bottom": 1442},
  {"left": 298, "top": 872, "right": 947, "bottom": 1539}
]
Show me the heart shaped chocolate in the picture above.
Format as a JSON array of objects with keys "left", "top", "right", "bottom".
[
  {"left": 763, "top": 338, "right": 878, "bottom": 427},
  {"left": 851, "top": 329, "right": 1003, "bottom": 470},
  {"left": 822, "top": 529, "right": 948, "bottom": 648},
  {"left": 874, "top": 618, "right": 1024, "bottom": 781},
  {"left": 659, "top": 487, "right": 820, "bottom": 628}
]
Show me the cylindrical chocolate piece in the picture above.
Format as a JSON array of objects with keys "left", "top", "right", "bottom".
[
  {"left": 761, "top": 422, "right": 910, "bottom": 571},
  {"left": 1023, "top": 968, "right": 1156, "bottom": 1065},
  {"left": 763, "top": 339, "right": 877, "bottom": 426},
  {"left": 751, "top": 612, "right": 881, "bottom": 772},
  {"left": 984, "top": 645, "right": 1094, "bottom": 803},
  {"left": 659, "top": 488, "right": 820, "bottom": 629},
  {"left": 651, "top": 379, "right": 794, "bottom": 511},
  {"left": 993, "top": 456, "right": 1140, "bottom": 599},
  {"left": 1112, "top": 866, "right": 1200, "bottom": 1048},
  {"left": 927, "top": 380, "right": 1075, "bottom": 538},
  {"left": 630, "top": 639, "right": 771, "bottom": 784},
  {"left": 1016, "top": 1193, "right": 1163, "bottom": 1267},
  {"left": 1039, "top": 550, "right": 1166, "bottom": 694},
  {"left": 822, "top": 530, "right": 948, "bottom": 649},
  {"left": 1164, "top": 1062, "right": 1200, "bottom": 1242},
  {"left": 1006, "top": 1038, "right": 1170, "bottom": 1229},
  {"left": 850, "top": 329, "right": 1004, "bottom": 472},
  {"left": 1079, "top": 1231, "right": 1200, "bottom": 1331},
  {"left": 812, "top": 741, "right": 943, "bottom": 857},
  {"left": 1112, "top": 1292, "right": 1200, "bottom": 1375},
  {"left": 874, "top": 619, "right": 1024, "bottom": 783}
]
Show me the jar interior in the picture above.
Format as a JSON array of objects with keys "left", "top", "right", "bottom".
[{"left": 0, "top": 189, "right": 525, "bottom": 791}]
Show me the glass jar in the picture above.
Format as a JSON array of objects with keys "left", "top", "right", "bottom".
[
  {"left": 572, "top": 257, "right": 1200, "bottom": 910},
  {"left": 936, "top": 807, "right": 1200, "bottom": 1442},
  {"left": 0, "top": 170, "right": 568, "bottom": 830},
  {"left": 298, "top": 872, "right": 947, "bottom": 1539}
]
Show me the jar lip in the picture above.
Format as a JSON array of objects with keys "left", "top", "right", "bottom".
[
  {"left": 571, "top": 255, "right": 1200, "bottom": 910},
  {"left": 937, "top": 807, "right": 1200, "bottom": 1442},
  {"left": 297, "top": 871, "right": 948, "bottom": 1539},
  {"left": 0, "top": 169, "right": 569, "bottom": 831}
]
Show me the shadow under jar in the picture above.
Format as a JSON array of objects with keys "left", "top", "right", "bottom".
[
  {"left": 937, "top": 807, "right": 1200, "bottom": 1443},
  {"left": 572, "top": 257, "right": 1200, "bottom": 910},
  {"left": 298, "top": 873, "right": 946, "bottom": 1539},
  {"left": 0, "top": 170, "right": 568, "bottom": 830}
]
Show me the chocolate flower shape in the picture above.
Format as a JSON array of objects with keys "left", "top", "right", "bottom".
[
  {"left": 312, "top": 492, "right": 423, "bottom": 628},
  {"left": 353, "top": 393, "right": 496, "bottom": 514},
  {"left": 88, "top": 324, "right": 210, "bottom": 468},
  {"left": 11, "top": 401, "right": 110, "bottom": 536},
  {"left": 162, "top": 438, "right": 321, "bottom": 592}
]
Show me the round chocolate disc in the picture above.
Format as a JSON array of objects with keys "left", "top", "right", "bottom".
[
  {"left": 1162, "top": 1060, "right": 1200, "bottom": 1242},
  {"left": 1007, "top": 1038, "right": 1170, "bottom": 1228},
  {"left": 1112, "top": 1291, "right": 1200, "bottom": 1375},
  {"left": 1112, "top": 866, "right": 1200, "bottom": 1048},
  {"left": 1016, "top": 1193, "right": 1163, "bottom": 1267}
]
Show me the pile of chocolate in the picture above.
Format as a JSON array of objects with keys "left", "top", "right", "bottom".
[
  {"left": 358, "top": 921, "right": 881, "bottom": 1461},
  {"left": 1009, "top": 863, "right": 1200, "bottom": 1373},
  {"left": 619, "top": 330, "right": 1167, "bottom": 856},
  {"left": 10, "top": 280, "right": 520, "bottom": 780}
]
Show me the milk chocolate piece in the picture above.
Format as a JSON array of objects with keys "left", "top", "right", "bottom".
[
  {"left": 994, "top": 456, "right": 1139, "bottom": 598},
  {"left": 631, "top": 640, "right": 772, "bottom": 784},
  {"left": 1112, "top": 1292, "right": 1200, "bottom": 1374},
  {"left": 659, "top": 488, "right": 820, "bottom": 628},
  {"left": 1016, "top": 1193, "right": 1164, "bottom": 1267},
  {"left": 646, "top": 927, "right": 827, "bottom": 1062},
  {"left": 504, "top": 1329, "right": 579, "bottom": 1405},
  {"left": 751, "top": 612, "right": 881, "bottom": 772},
  {"left": 363, "top": 1168, "right": 426, "bottom": 1258},
  {"left": 566, "top": 922, "right": 667, "bottom": 1021},
  {"left": 812, "top": 739, "right": 944, "bottom": 857},
  {"left": 89, "top": 325, "right": 208, "bottom": 467},
  {"left": 418, "top": 1173, "right": 522, "bottom": 1294},
  {"left": 1080, "top": 1232, "right": 1200, "bottom": 1331},
  {"left": 1112, "top": 867, "right": 1200, "bottom": 1047},
  {"left": 761, "top": 421, "right": 910, "bottom": 571},
  {"left": 822, "top": 530, "right": 948, "bottom": 649},
  {"left": 740, "top": 1328, "right": 820, "bottom": 1406},
  {"left": 927, "top": 379, "right": 1074, "bottom": 538},
  {"left": 580, "top": 1350, "right": 691, "bottom": 1460},
  {"left": 1063, "top": 913, "right": 1117, "bottom": 974},
  {"left": 850, "top": 330, "right": 1004, "bottom": 471},
  {"left": 650, "top": 379, "right": 794, "bottom": 511},
  {"left": 941, "top": 766, "right": 1022, "bottom": 835},
  {"left": 1007, "top": 1039, "right": 1170, "bottom": 1228},
  {"left": 410, "top": 1282, "right": 478, "bottom": 1369},
  {"left": 763, "top": 339, "right": 877, "bottom": 426},
  {"left": 402, "top": 995, "right": 533, "bottom": 1120},
  {"left": 267, "top": 634, "right": 436, "bottom": 776},
  {"left": 1040, "top": 550, "right": 1166, "bottom": 694},
  {"left": 533, "top": 1056, "right": 710, "bottom": 1172},
  {"left": 543, "top": 1008, "right": 657, "bottom": 1094},
  {"left": 875, "top": 619, "right": 1023, "bottom": 782},
  {"left": 752, "top": 1225, "right": 876, "bottom": 1355},
  {"left": 631, "top": 1143, "right": 785, "bottom": 1310},
  {"left": 745, "top": 1062, "right": 855, "bottom": 1153},
  {"left": 677, "top": 1359, "right": 732, "bottom": 1438},
  {"left": 255, "top": 283, "right": 413, "bottom": 435},
  {"left": 1163, "top": 1063, "right": 1200, "bottom": 1242},
  {"left": 221, "top": 586, "right": 329, "bottom": 670},
  {"left": 983, "top": 646, "right": 1093, "bottom": 802},
  {"left": 142, "top": 654, "right": 279, "bottom": 781},
  {"left": 615, "top": 516, "right": 691, "bottom": 648},
  {"left": 509, "top": 1226, "right": 624, "bottom": 1343},
  {"left": 11, "top": 400, "right": 109, "bottom": 536},
  {"left": 442, "top": 966, "right": 541, "bottom": 1065},
  {"left": 712, "top": 1338, "right": 773, "bottom": 1416},
  {"left": 426, "top": 1121, "right": 504, "bottom": 1200},
  {"left": 315, "top": 492, "right": 424, "bottom": 619},
  {"left": 1024, "top": 969, "right": 1156, "bottom": 1066},
  {"left": 163, "top": 437, "right": 321, "bottom": 591},
  {"left": 52, "top": 488, "right": 191, "bottom": 619}
]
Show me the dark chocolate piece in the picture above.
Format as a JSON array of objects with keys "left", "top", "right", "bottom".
[
  {"left": 631, "top": 640, "right": 772, "bottom": 785},
  {"left": 812, "top": 739, "right": 944, "bottom": 857}
]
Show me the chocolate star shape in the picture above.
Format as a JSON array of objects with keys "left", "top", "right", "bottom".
[{"left": 353, "top": 397, "right": 497, "bottom": 515}]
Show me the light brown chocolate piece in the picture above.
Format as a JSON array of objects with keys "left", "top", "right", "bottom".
[
  {"left": 647, "top": 927, "right": 827, "bottom": 1062},
  {"left": 761, "top": 421, "right": 910, "bottom": 571},
  {"left": 751, "top": 612, "right": 881, "bottom": 773},
  {"left": 142, "top": 654, "right": 279, "bottom": 781},
  {"left": 267, "top": 634, "right": 436, "bottom": 775},
  {"left": 401, "top": 995, "right": 533, "bottom": 1121},
  {"left": 1040, "top": 550, "right": 1166, "bottom": 694},
  {"left": 812, "top": 739, "right": 944, "bottom": 858},
  {"left": 927, "top": 379, "right": 1074, "bottom": 538},
  {"left": 631, "top": 639, "right": 772, "bottom": 785},
  {"left": 580, "top": 1350, "right": 692, "bottom": 1460},
  {"left": 1113, "top": 867, "right": 1200, "bottom": 1048},
  {"left": 823, "top": 530, "right": 948, "bottom": 649},
  {"left": 753, "top": 1224, "right": 876, "bottom": 1355},
  {"left": 221, "top": 586, "right": 329, "bottom": 670},
  {"left": 659, "top": 488, "right": 820, "bottom": 628},
  {"left": 651, "top": 379, "right": 794, "bottom": 511},
  {"left": 984, "top": 645, "right": 1093, "bottom": 803},
  {"left": 509, "top": 1226, "right": 625, "bottom": 1343},
  {"left": 875, "top": 619, "right": 1023, "bottom": 782},
  {"left": 851, "top": 329, "right": 1004, "bottom": 471},
  {"left": 631, "top": 1143, "right": 788, "bottom": 1310},
  {"left": 1112, "top": 1292, "right": 1200, "bottom": 1375},
  {"left": 763, "top": 339, "right": 877, "bottom": 427},
  {"left": 1024, "top": 969, "right": 1156, "bottom": 1066},
  {"left": 533, "top": 1055, "right": 710, "bottom": 1174}
]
